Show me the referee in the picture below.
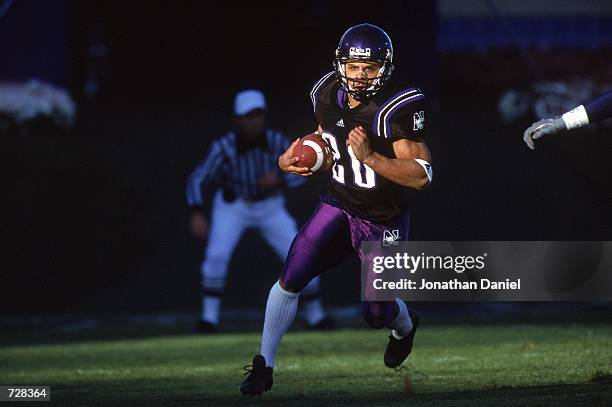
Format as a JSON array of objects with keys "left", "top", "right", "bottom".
[{"left": 187, "top": 90, "right": 334, "bottom": 333}]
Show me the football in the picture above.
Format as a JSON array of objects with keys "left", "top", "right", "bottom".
[{"left": 292, "top": 133, "right": 334, "bottom": 172}]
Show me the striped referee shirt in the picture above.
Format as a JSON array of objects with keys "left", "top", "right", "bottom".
[{"left": 186, "top": 129, "right": 304, "bottom": 209}]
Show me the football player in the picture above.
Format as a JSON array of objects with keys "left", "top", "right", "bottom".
[
  {"left": 240, "top": 23, "right": 432, "bottom": 396},
  {"left": 523, "top": 90, "right": 612, "bottom": 150}
]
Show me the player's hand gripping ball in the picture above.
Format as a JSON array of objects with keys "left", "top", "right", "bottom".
[{"left": 292, "top": 133, "right": 334, "bottom": 173}]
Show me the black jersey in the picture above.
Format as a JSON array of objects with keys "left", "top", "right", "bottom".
[{"left": 310, "top": 71, "right": 427, "bottom": 223}]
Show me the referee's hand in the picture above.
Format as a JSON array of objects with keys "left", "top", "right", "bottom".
[
  {"left": 279, "top": 138, "right": 313, "bottom": 176},
  {"left": 190, "top": 212, "right": 208, "bottom": 240}
]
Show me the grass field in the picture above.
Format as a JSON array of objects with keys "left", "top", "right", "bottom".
[{"left": 1, "top": 322, "right": 611, "bottom": 406}]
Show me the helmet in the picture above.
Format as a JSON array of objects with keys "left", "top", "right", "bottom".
[{"left": 333, "top": 23, "right": 394, "bottom": 101}]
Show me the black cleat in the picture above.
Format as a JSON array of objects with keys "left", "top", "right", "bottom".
[
  {"left": 384, "top": 309, "right": 419, "bottom": 368},
  {"left": 307, "top": 317, "right": 337, "bottom": 331},
  {"left": 192, "top": 320, "right": 217, "bottom": 334},
  {"left": 240, "top": 354, "right": 273, "bottom": 396}
]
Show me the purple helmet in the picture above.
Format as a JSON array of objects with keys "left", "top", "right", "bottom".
[{"left": 333, "top": 23, "right": 394, "bottom": 100}]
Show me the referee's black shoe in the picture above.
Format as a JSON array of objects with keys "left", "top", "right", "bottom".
[
  {"left": 240, "top": 354, "right": 273, "bottom": 396},
  {"left": 384, "top": 309, "right": 419, "bottom": 368}
]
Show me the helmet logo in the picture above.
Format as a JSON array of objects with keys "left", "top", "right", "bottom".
[{"left": 349, "top": 47, "right": 371, "bottom": 58}]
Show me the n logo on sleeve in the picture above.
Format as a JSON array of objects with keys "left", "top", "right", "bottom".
[{"left": 413, "top": 111, "right": 425, "bottom": 131}]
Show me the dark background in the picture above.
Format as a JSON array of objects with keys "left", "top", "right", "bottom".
[{"left": 2, "top": 0, "right": 611, "bottom": 317}]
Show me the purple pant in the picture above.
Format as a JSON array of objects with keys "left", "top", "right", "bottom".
[{"left": 280, "top": 195, "right": 410, "bottom": 329}]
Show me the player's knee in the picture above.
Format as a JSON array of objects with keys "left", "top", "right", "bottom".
[{"left": 279, "top": 260, "right": 312, "bottom": 294}]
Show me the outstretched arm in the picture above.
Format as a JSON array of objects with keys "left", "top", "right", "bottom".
[{"left": 523, "top": 90, "right": 612, "bottom": 150}]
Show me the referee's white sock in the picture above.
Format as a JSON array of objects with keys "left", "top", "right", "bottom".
[
  {"left": 303, "top": 298, "right": 325, "bottom": 325},
  {"left": 301, "top": 277, "right": 325, "bottom": 325},
  {"left": 387, "top": 298, "right": 413, "bottom": 340},
  {"left": 202, "top": 295, "right": 221, "bottom": 325},
  {"left": 260, "top": 281, "right": 300, "bottom": 368}
]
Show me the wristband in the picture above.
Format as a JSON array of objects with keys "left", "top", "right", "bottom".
[
  {"left": 414, "top": 159, "right": 433, "bottom": 183},
  {"left": 561, "top": 105, "right": 590, "bottom": 130}
]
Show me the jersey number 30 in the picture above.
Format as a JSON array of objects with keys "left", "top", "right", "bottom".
[{"left": 322, "top": 131, "right": 376, "bottom": 189}]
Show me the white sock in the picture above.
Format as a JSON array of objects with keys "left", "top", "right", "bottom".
[
  {"left": 260, "top": 281, "right": 300, "bottom": 367},
  {"left": 202, "top": 296, "right": 221, "bottom": 325},
  {"left": 302, "top": 298, "right": 325, "bottom": 325},
  {"left": 387, "top": 298, "right": 413, "bottom": 339}
]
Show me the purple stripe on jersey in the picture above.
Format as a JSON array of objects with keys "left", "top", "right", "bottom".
[
  {"left": 372, "top": 88, "right": 417, "bottom": 137},
  {"left": 337, "top": 88, "right": 346, "bottom": 108},
  {"left": 382, "top": 93, "right": 425, "bottom": 138},
  {"left": 310, "top": 71, "right": 335, "bottom": 113}
]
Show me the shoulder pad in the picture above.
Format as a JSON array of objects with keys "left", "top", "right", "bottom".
[
  {"left": 310, "top": 71, "right": 336, "bottom": 112},
  {"left": 373, "top": 88, "right": 425, "bottom": 139}
]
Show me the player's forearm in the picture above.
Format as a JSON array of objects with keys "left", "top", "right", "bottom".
[{"left": 364, "top": 152, "right": 430, "bottom": 190}]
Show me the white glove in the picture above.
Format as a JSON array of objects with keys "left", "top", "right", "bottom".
[{"left": 522, "top": 116, "right": 566, "bottom": 150}]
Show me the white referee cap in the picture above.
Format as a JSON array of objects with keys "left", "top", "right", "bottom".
[{"left": 234, "top": 90, "right": 266, "bottom": 116}]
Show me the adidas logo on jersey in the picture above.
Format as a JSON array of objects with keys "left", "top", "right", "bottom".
[{"left": 336, "top": 119, "right": 345, "bottom": 127}]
